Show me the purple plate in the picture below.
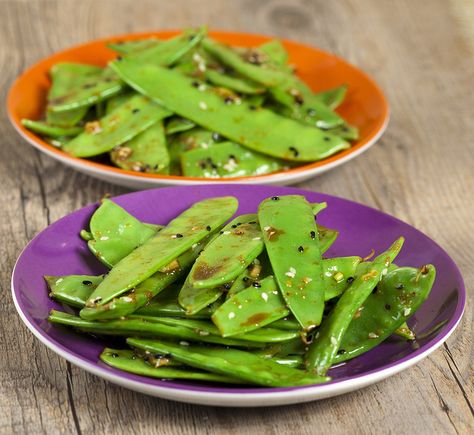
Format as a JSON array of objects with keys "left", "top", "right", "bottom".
[{"left": 11, "top": 185, "right": 465, "bottom": 406}]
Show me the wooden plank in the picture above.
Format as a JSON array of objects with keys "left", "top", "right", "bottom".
[{"left": 0, "top": 0, "right": 472, "bottom": 433}]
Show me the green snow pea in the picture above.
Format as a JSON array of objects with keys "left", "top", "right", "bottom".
[
  {"left": 226, "top": 255, "right": 270, "bottom": 298},
  {"left": 110, "top": 60, "right": 350, "bottom": 162},
  {"left": 259, "top": 195, "right": 325, "bottom": 330},
  {"left": 201, "top": 38, "right": 287, "bottom": 87},
  {"left": 165, "top": 117, "right": 196, "bottom": 135},
  {"left": 127, "top": 338, "right": 329, "bottom": 387},
  {"left": 84, "top": 196, "right": 238, "bottom": 307},
  {"left": 314, "top": 85, "right": 348, "bottom": 110},
  {"left": 212, "top": 276, "right": 289, "bottom": 337},
  {"left": 129, "top": 28, "right": 206, "bottom": 66},
  {"left": 110, "top": 121, "right": 170, "bottom": 173},
  {"left": 204, "top": 69, "right": 265, "bottom": 94},
  {"left": 85, "top": 198, "right": 160, "bottom": 268},
  {"left": 49, "top": 310, "right": 264, "bottom": 348},
  {"left": 305, "top": 237, "right": 404, "bottom": 375},
  {"left": 49, "top": 67, "right": 124, "bottom": 113},
  {"left": 138, "top": 317, "right": 299, "bottom": 343},
  {"left": 189, "top": 213, "right": 263, "bottom": 288},
  {"left": 334, "top": 265, "right": 435, "bottom": 363},
  {"left": 107, "top": 38, "right": 160, "bottom": 54},
  {"left": 100, "top": 348, "right": 243, "bottom": 383},
  {"left": 46, "top": 62, "right": 101, "bottom": 126},
  {"left": 80, "top": 238, "right": 209, "bottom": 320},
  {"left": 181, "top": 141, "right": 285, "bottom": 178},
  {"left": 45, "top": 275, "right": 103, "bottom": 308},
  {"left": 213, "top": 256, "right": 361, "bottom": 337},
  {"left": 63, "top": 94, "right": 172, "bottom": 157},
  {"left": 21, "top": 120, "right": 83, "bottom": 138},
  {"left": 258, "top": 40, "right": 289, "bottom": 65}
]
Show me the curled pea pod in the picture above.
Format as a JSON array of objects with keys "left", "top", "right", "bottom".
[
  {"left": 212, "top": 257, "right": 361, "bottom": 337},
  {"left": 80, "top": 238, "right": 209, "bottom": 320},
  {"left": 100, "top": 348, "right": 243, "bottom": 383},
  {"left": 45, "top": 275, "right": 103, "bottom": 308},
  {"left": 63, "top": 94, "right": 172, "bottom": 157},
  {"left": 135, "top": 317, "right": 300, "bottom": 343},
  {"left": 334, "top": 265, "right": 435, "bottom": 363},
  {"left": 83, "top": 196, "right": 238, "bottom": 308},
  {"left": 181, "top": 141, "right": 285, "bottom": 178},
  {"left": 49, "top": 310, "right": 264, "bottom": 348},
  {"left": 110, "top": 60, "right": 350, "bottom": 162},
  {"left": 305, "top": 237, "right": 405, "bottom": 375},
  {"left": 85, "top": 198, "right": 160, "bottom": 268},
  {"left": 110, "top": 121, "right": 170, "bottom": 173},
  {"left": 46, "top": 63, "right": 101, "bottom": 126},
  {"left": 49, "top": 67, "right": 124, "bottom": 113},
  {"left": 127, "top": 338, "right": 329, "bottom": 387},
  {"left": 20, "top": 120, "right": 83, "bottom": 138},
  {"left": 258, "top": 195, "right": 325, "bottom": 330}
]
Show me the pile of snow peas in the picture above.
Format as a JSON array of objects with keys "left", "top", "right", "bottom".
[
  {"left": 46, "top": 195, "right": 436, "bottom": 386},
  {"left": 23, "top": 27, "right": 359, "bottom": 178}
]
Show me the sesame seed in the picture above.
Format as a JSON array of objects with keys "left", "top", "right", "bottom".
[
  {"left": 206, "top": 225, "right": 211, "bottom": 231},
  {"left": 261, "top": 292, "right": 268, "bottom": 302},
  {"left": 99, "top": 236, "right": 109, "bottom": 241},
  {"left": 310, "top": 230, "right": 316, "bottom": 239},
  {"left": 179, "top": 341, "right": 190, "bottom": 346},
  {"left": 403, "top": 307, "right": 411, "bottom": 316},
  {"left": 330, "top": 336, "right": 337, "bottom": 346},
  {"left": 199, "top": 101, "right": 208, "bottom": 110},
  {"left": 368, "top": 332, "right": 379, "bottom": 339},
  {"left": 228, "top": 312, "right": 235, "bottom": 319},
  {"left": 298, "top": 245, "right": 304, "bottom": 252},
  {"left": 82, "top": 280, "right": 93, "bottom": 285},
  {"left": 271, "top": 196, "right": 279, "bottom": 201}
]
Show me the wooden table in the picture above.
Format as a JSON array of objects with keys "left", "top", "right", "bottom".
[{"left": 1, "top": 0, "right": 472, "bottom": 433}]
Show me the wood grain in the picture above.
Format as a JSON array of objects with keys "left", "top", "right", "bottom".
[{"left": 0, "top": 0, "right": 472, "bottom": 433}]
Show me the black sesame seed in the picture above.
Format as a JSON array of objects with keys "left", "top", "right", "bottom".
[
  {"left": 252, "top": 281, "right": 261, "bottom": 288},
  {"left": 111, "top": 352, "right": 119, "bottom": 358},
  {"left": 212, "top": 132, "right": 221, "bottom": 141},
  {"left": 116, "top": 56, "right": 123, "bottom": 61},
  {"left": 395, "top": 283, "right": 404, "bottom": 290},
  {"left": 199, "top": 161, "right": 207, "bottom": 169},
  {"left": 175, "top": 233, "right": 183, "bottom": 238},
  {"left": 385, "top": 304, "right": 391, "bottom": 310},
  {"left": 82, "top": 280, "right": 93, "bottom": 285},
  {"left": 298, "top": 246, "right": 304, "bottom": 253},
  {"left": 231, "top": 224, "right": 238, "bottom": 228},
  {"left": 323, "top": 136, "right": 331, "bottom": 142},
  {"left": 132, "top": 108, "right": 140, "bottom": 114},
  {"left": 191, "top": 81, "right": 200, "bottom": 88},
  {"left": 243, "top": 276, "right": 250, "bottom": 282},
  {"left": 310, "top": 230, "right": 316, "bottom": 239},
  {"left": 289, "top": 146, "right": 299, "bottom": 157},
  {"left": 337, "top": 349, "right": 346, "bottom": 355},
  {"left": 224, "top": 283, "right": 231, "bottom": 290},
  {"left": 249, "top": 105, "right": 257, "bottom": 110},
  {"left": 206, "top": 225, "right": 211, "bottom": 231},
  {"left": 294, "top": 95, "right": 304, "bottom": 105},
  {"left": 307, "top": 108, "right": 316, "bottom": 116},
  {"left": 248, "top": 221, "right": 257, "bottom": 224},
  {"left": 372, "top": 286, "right": 378, "bottom": 294},
  {"left": 224, "top": 96, "right": 234, "bottom": 104},
  {"left": 346, "top": 276, "right": 355, "bottom": 284},
  {"left": 219, "top": 231, "right": 224, "bottom": 234},
  {"left": 211, "top": 163, "right": 218, "bottom": 170},
  {"left": 229, "top": 154, "right": 236, "bottom": 160},
  {"left": 271, "top": 196, "right": 280, "bottom": 201}
]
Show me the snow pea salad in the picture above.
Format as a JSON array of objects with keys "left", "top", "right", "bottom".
[
  {"left": 46, "top": 195, "right": 436, "bottom": 387},
  {"left": 22, "top": 27, "right": 359, "bottom": 178}
]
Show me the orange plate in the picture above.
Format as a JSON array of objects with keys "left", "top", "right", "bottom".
[{"left": 7, "top": 30, "right": 389, "bottom": 187}]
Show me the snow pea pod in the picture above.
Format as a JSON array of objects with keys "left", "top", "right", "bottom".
[
  {"left": 128, "top": 28, "right": 206, "bottom": 66},
  {"left": 314, "top": 85, "right": 348, "bottom": 110},
  {"left": 127, "top": 338, "right": 329, "bottom": 387},
  {"left": 165, "top": 117, "right": 196, "bottom": 135},
  {"left": 259, "top": 195, "right": 325, "bottom": 330},
  {"left": 139, "top": 317, "right": 299, "bottom": 343},
  {"left": 80, "top": 238, "right": 208, "bottom": 320},
  {"left": 107, "top": 38, "right": 160, "bottom": 54},
  {"left": 45, "top": 275, "right": 103, "bottom": 308},
  {"left": 21, "top": 120, "right": 83, "bottom": 138},
  {"left": 205, "top": 69, "right": 265, "bottom": 94},
  {"left": 110, "top": 60, "right": 350, "bottom": 162},
  {"left": 63, "top": 94, "right": 171, "bottom": 157},
  {"left": 110, "top": 121, "right": 170, "bottom": 173},
  {"left": 49, "top": 67, "right": 124, "bottom": 113},
  {"left": 305, "top": 237, "right": 404, "bottom": 375},
  {"left": 49, "top": 310, "right": 264, "bottom": 348},
  {"left": 334, "top": 265, "right": 435, "bottom": 363},
  {"left": 46, "top": 62, "right": 100, "bottom": 126},
  {"left": 85, "top": 198, "right": 160, "bottom": 268},
  {"left": 84, "top": 196, "right": 238, "bottom": 308},
  {"left": 181, "top": 141, "right": 284, "bottom": 178},
  {"left": 100, "top": 348, "right": 243, "bottom": 383},
  {"left": 201, "top": 38, "right": 287, "bottom": 86},
  {"left": 323, "top": 256, "right": 362, "bottom": 300}
]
